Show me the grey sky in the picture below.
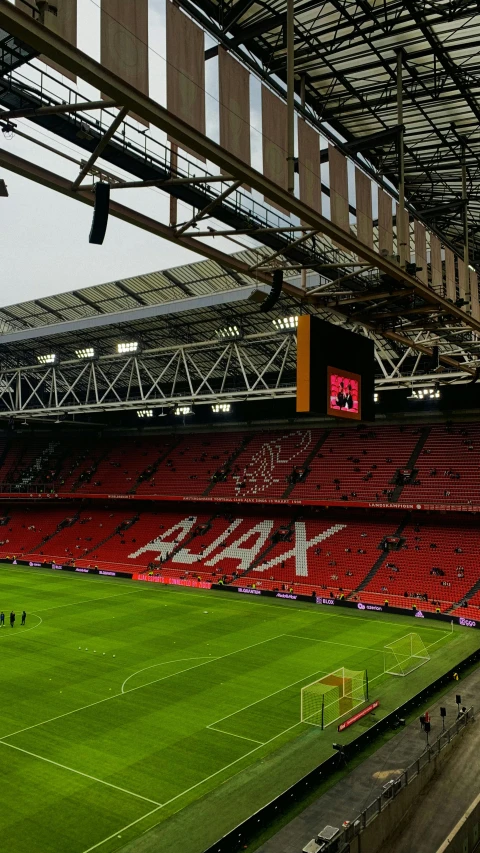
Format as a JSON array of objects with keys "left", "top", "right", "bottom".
[
  {"left": 0, "top": 0, "right": 349, "bottom": 309},
  {"left": 0, "top": 0, "right": 202, "bottom": 307}
]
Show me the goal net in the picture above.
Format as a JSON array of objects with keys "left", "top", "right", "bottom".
[
  {"left": 301, "top": 668, "right": 367, "bottom": 729},
  {"left": 384, "top": 633, "right": 430, "bottom": 676}
]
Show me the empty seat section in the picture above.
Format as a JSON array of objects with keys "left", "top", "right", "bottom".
[
  {"left": 0, "top": 505, "right": 75, "bottom": 557},
  {"left": 362, "top": 520, "right": 479, "bottom": 610},
  {"left": 289, "top": 426, "right": 419, "bottom": 502},
  {"left": 146, "top": 433, "right": 248, "bottom": 496},
  {"left": 401, "top": 423, "right": 480, "bottom": 506},
  {"left": 74, "top": 436, "right": 175, "bottom": 494}
]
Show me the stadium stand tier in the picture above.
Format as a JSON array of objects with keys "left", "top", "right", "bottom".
[
  {"left": 1, "top": 422, "right": 479, "bottom": 508},
  {"left": 1, "top": 419, "right": 480, "bottom": 620},
  {"left": 2, "top": 497, "right": 480, "bottom": 618}
]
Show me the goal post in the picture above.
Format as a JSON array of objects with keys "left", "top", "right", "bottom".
[
  {"left": 301, "top": 668, "right": 368, "bottom": 729},
  {"left": 384, "top": 633, "right": 430, "bottom": 676}
]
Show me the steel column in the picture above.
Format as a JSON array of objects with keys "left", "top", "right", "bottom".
[{"left": 287, "top": 0, "right": 295, "bottom": 195}]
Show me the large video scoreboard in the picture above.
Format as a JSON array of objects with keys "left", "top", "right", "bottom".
[{"left": 296, "top": 316, "right": 375, "bottom": 421}]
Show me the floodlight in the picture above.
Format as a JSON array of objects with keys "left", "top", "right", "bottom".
[
  {"left": 272, "top": 316, "right": 298, "bottom": 330},
  {"left": 175, "top": 406, "right": 192, "bottom": 415},
  {"left": 75, "top": 348, "right": 95, "bottom": 359},
  {"left": 409, "top": 386, "right": 440, "bottom": 400},
  {"left": 217, "top": 325, "right": 240, "bottom": 339},
  {"left": 37, "top": 353, "right": 56, "bottom": 365},
  {"left": 117, "top": 341, "right": 139, "bottom": 354},
  {"left": 374, "top": 392, "right": 379, "bottom": 403},
  {"left": 212, "top": 403, "right": 231, "bottom": 413},
  {"left": 137, "top": 409, "right": 153, "bottom": 418}
]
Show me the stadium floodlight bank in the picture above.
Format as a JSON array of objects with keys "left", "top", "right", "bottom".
[
  {"left": 301, "top": 668, "right": 368, "bottom": 729},
  {"left": 384, "top": 633, "right": 430, "bottom": 676}
]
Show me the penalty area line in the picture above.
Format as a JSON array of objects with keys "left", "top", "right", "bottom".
[
  {"left": 81, "top": 668, "right": 390, "bottom": 853},
  {"left": 207, "top": 726, "right": 265, "bottom": 745},
  {"left": 208, "top": 666, "right": 329, "bottom": 729},
  {"left": 0, "top": 740, "right": 161, "bottom": 806},
  {"left": 80, "top": 718, "right": 305, "bottom": 853}
]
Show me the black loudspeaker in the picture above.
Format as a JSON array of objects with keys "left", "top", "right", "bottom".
[
  {"left": 440, "top": 707, "right": 446, "bottom": 717},
  {"left": 424, "top": 721, "right": 431, "bottom": 733},
  {"left": 428, "top": 345, "right": 439, "bottom": 371},
  {"left": 89, "top": 182, "right": 110, "bottom": 244},
  {"left": 456, "top": 694, "right": 462, "bottom": 705},
  {"left": 260, "top": 269, "right": 283, "bottom": 313}
]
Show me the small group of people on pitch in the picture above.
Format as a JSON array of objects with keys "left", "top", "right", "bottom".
[{"left": 0, "top": 611, "right": 26, "bottom": 627}]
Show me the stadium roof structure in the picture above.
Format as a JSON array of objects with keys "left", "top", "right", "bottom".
[
  {"left": 186, "top": 0, "right": 480, "bottom": 260},
  {"left": 0, "top": 249, "right": 475, "bottom": 419},
  {"left": 1, "top": 1, "right": 480, "bottom": 416}
]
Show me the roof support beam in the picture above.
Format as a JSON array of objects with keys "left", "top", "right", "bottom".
[
  {"left": 0, "top": 98, "right": 118, "bottom": 121},
  {"left": 106, "top": 175, "right": 230, "bottom": 191},
  {"left": 175, "top": 180, "right": 242, "bottom": 237},
  {"left": 71, "top": 106, "right": 129, "bottom": 190},
  {"left": 0, "top": 1, "right": 479, "bottom": 336},
  {"left": 344, "top": 126, "right": 402, "bottom": 155},
  {"left": 330, "top": 289, "right": 412, "bottom": 306},
  {"left": 418, "top": 199, "right": 465, "bottom": 220},
  {"left": 371, "top": 305, "right": 441, "bottom": 319}
]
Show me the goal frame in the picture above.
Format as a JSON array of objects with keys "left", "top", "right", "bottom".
[
  {"left": 384, "top": 632, "right": 430, "bottom": 677},
  {"left": 301, "top": 667, "right": 368, "bottom": 730}
]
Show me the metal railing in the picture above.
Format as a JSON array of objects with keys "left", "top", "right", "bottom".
[
  {"left": 0, "top": 482, "right": 55, "bottom": 493},
  {"left": 322, "top": 707, "right": 474, "bottom": 852}
]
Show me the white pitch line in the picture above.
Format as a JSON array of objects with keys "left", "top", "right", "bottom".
[
  {"left": 426, "top": 631, "right": 453, "bottom": 650},
  {"left": 81, "top": 717, "right": 304, "bottom": 853},
  {"left": 0, "top": 561, "right": 454, "bottom": 638},
  {"left": 79, "top": 661, "right": 391, "bottom": 852},
  {"left": 148, "top": 584, "right": 454, "bottom": 634},
  {"left": 0, "top": 564, "right": 139, "bottom": 591},
  {"left": 121, "top": 657, "right": 212, "bottom": 693},
  {"left": 286, "top": 633, "right": 376, "bottom": 652},
  {"left": 163, "top": 718, "right": 303, "bottom": 809},
  {"left": 208, "top": 665, "right": 331, "bottom": 730},
  {"left": 207, "top": 726, "right": 265, "bottom": 745},
  {"left": 34, "top": 590, "right": 140, "bottom": 613},
  {"left": 120, "top": 632, "right": 287, "bottom": 695},
  {"left": 0, "top": 740, "right": 161, "bottom": 806},
  {"left": 0, "top": 633, "right": 287, "bottom": 741},
  {"left": 81, "top": 805, "right": 163, "bottom": 853}
]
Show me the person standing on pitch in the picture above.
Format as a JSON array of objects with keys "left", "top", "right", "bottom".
[
  {"left": 9, "top": 611, "right": 15, "bottom": 628},
  {"left": 0, "top": 611, "right": 4, "bottom": 627},
  {"left": 21, "top": 610, "right": 26, "bottom": 626}
]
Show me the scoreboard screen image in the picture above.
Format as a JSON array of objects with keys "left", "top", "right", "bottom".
[
  {"left": 296, "top": 316, "right": 374, "bottom": 420},
  {"left": 327, "top": 368, "right": 361, "bottom": 420}
]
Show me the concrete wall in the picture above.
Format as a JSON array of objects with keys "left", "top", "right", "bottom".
[
  {"left": 348, "top": 720, "right": 473, "bottom": 853},
  {"left": 435, "top": 792, "right": 480, "bottom": 853}
]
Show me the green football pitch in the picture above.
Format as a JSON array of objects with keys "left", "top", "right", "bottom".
[{"left": 0, "top": 564, "right": 478, "bottom": 853}]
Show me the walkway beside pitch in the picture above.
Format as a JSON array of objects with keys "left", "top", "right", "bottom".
[{"left": 256, "top": 665, "right": 480, "bottom": 853}]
